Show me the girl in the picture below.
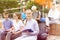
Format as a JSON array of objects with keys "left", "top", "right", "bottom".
[
  {"left": 15, "top": 9, "right": 39, "bottom": 40},
  {"left": 6, "top": 13, "right": 24, "bottom": 40}
]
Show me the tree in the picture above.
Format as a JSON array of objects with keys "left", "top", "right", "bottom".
[
  {"left": 34, "top": 0, "right": 52, "bottom": 8},
  {"left": 0, "top": 1, "right": 19, "bottom": 13},
  {"left": 26, "top": 0, "right": 41, "bottom": 10}
]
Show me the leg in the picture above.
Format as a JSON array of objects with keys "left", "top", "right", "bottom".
[
  {"left": 5, "top": 32, "right": 12, "bottom": 40},
  {"left": 0, "top": 31, "right": 2, "bottom": 40},
  {"left": 1, "top": 31, "right": 7, "bottom": 40},
  {"left": 7, "top": 32, "right": 22, "bottom": 40},
  {"left": 15, "top": 36, "right": 37, "bottom": 40},
  {"left": 15, "top": 35, "right": 26, "bottom": 40},
  {"left": 21, "top": 36, "right": 37, "bottom": 40}
]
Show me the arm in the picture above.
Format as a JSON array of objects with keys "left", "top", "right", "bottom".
[
  {"left": 7, "top": 21, "right": 14, "bottom": 32},
  {"left": 15, "top": 26, "right": 24, "bottom": 34},
  {"left": 45, "top": 17, "right": 50, "bottom": 26},
  {"left": 48, "top": 9, "right": 53, "bottom": 20},
  {"left": 14, "top": 20, "right": 24, "bottom": 34},
  {"left": 28, "top": 20, "right": 39, "bottom": 35},
  {"left": 1, "top": 24, "right": 4, "bottom": 30},
  {"left": 36, "top": 11, "right": 41, "bottom": 20}
]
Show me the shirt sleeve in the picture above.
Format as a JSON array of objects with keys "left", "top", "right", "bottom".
[
  {"left": 39, "top": 11, "right": 41, "bottom": 16},
  {"left": 45, "top": 17, "right": 50, "bottom": 26},
  {"left": 10, "top": 21, "right": 13, "bottom": 27},
  {"left": 31, "top": 20, "right": 39, "bottom": 35},
  {"left": 19, "top": 20, "right": 24, "bottom": 27},
  {"left": 3, "top": 21, "right": 5, "bottom": 28},
  {"left": 48, "top": 9, "right": 52, "bottom": 18}
]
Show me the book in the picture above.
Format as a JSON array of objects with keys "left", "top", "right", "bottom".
[{"left": 22, "top": 29, "right": 33, "bottom": 32}]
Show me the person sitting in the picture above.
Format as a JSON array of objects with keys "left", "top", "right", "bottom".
[
  {"left": 1, "top": 12, "right": 13, "bottom": 40},
  {"left": 15, "top": 9, "right": 39, "bottom": 40}
]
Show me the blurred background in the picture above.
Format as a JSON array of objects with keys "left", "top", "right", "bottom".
[{"left": 0, "top": 0, "right": 60, "bottom": 17}]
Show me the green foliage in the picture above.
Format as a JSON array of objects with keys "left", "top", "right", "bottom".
[
  {"left": 0, "top": 1, "right": 19, "bottom": 13},
  {"left": 26, "top": 0, "right": 42, "bottom": 10},
  {"left": 0, "top": 0, "right": 18, "bottom": 1},
  {"left": 43, "top": 8, "right": 49, "bottom": 13},
  {"left": 8, "top": 9, "right": 20, "bottom": 13}
]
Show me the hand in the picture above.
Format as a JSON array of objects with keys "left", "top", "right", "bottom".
[
  {"left": 46, "top": 27, "right": 50, "bottom": 30},
  {"left": 46, "top": 27, "right": 50, "bottom": 32},
  {"left": 7, "top": 29, "right": 12, "bottom": 32},
  {"left": 12, "top": 31, "right": 17, "bottom": 34},
  {"left": 26, "top": 31, "right": 32, "bottom": 35},
  {"left": 6, "top": 30, "right": 10, "bottom": 32}
]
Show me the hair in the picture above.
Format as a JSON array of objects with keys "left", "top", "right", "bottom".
[
  {"left": 3, "top": 12, "right": 9, "bottom": 15},
  {"left": 26, "top": 9, "right": 32, "bottom": 14},
  {"left": 22, "top": 8, "right": 26, "bottom": 12},
  {"left": 31, "top": 6, "right": 37, "bottom": 10},
  {"left": 14, "top": 12, "right": 21, "bottom": 20},
  {"left": 3, "top": 12, "right": 9, "bottom": 18},
  {"left": 23, "top": 8, "right": 26, "bottom": 10}
]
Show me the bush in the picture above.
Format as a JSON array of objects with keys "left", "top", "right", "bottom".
[
  {"left": 26, "top": 0, "right": 42, "bottom": 10},
  {"left": 0, "top": 1, "right": 19, "bottom": 13},
  {"left": 43, "top": 8, "right": 49, "bottom": 13}
]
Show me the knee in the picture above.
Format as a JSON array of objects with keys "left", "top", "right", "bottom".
[
  {"left": 7, "top": 32, "right": 12, "bottom": 36},
  {"left": 0, "top": 31, "right": 2, "bottom": 35}
]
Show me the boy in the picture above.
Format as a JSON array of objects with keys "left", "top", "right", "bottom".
[{"left": 1, "top": 12, "right": 13, "bottom": 40}]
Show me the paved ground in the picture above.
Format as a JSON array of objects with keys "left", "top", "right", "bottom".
[{"left": 47, "top": 35, "right": 60, "bottom": 40}]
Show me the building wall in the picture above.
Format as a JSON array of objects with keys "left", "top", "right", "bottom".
[{"left": 56, "top": 0, "right": 60, "bottom": 3}]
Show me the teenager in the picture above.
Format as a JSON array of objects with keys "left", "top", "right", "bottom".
[{"left": 15, "top": 9, "right": 39, "bottom": 40}]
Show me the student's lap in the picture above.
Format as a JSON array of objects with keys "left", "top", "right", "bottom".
[{"left": 15, "top": 36, "right": 37, "bottom": 40}]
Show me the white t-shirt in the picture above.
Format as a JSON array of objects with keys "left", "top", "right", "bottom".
[
  {"left": 13, "top": 20, "right": 24, "bottom": 31},
  {"left": 24, "top": 19, "right": 39, "bottom": 35},
  {"left": 48, "top": 8, "right": 60, "bottom": 19}
]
